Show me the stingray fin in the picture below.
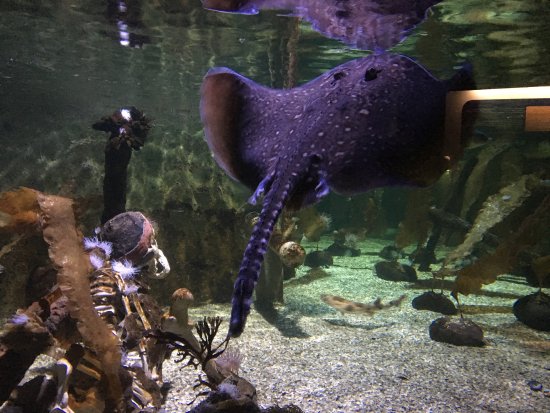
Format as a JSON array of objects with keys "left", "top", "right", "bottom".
[
  {"left": 248, "top": 171, "right": 275, "bottom": 205},
  {"left": 200, "top": 67, "right": 276, "bottom": 191},
  {"left": 200, "top": 67, "right": 248, "bottom": 183}
]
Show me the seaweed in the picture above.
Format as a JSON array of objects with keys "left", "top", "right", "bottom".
[
  {"left": 452, "top": 193, "right": 550, "bottom": 296},
  {"left": 395, "top": 188, "right": 432, "bottom": 249},
  {"left": 445, "top": 174, "right": 540, "bottom": 265},
  {"left": 0, "top": 187, "right": 40, "bottom": 233},
  {"left": 37, "top": 193, "right": 125, "bottom": 411},
  {"left": 153, "top": 316, "right": 229, "bottom": 388}
]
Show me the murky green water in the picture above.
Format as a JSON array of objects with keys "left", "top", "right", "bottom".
[{"left": 1, "top": 0, "right": 549, "bottom": 211}]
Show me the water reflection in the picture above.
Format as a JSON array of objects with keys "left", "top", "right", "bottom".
[{"left": 202, "top": 0, "right": 442, "bottom": 51}]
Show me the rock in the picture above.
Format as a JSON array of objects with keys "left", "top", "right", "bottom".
[
  {"left": 379, "top": 245, "right": 404, "bottom": 260},
  {"left": 278, "top": 241, "right": 306, "bottom": 268},
  {"left": 325, "top": 242, "right": 361, "bottom": 257},
  {"left": 374, "top": 260, "right": 417, "bottom": 282},
  {"left": 429, "top": 316, "right": 485, "bottom": 347},
  {"left": 513, "top": 291, "right": 550, "bottom": 331},
  {"left": 411, "top": 291, "right": 458, "bottom": 315},
  {"left": 304, "top": 250, "right": 333, "bottom": 268},
  {"left": 527, "top": 380, "right": 543, "bottom": 391}
]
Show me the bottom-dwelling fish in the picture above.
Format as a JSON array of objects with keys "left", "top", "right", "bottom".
[{"left": 199, "top": 52, "right": 475, "bottom": 337}]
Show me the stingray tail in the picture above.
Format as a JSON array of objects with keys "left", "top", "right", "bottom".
[{"left": 228, "top": 171, "right": 296, "bottom": 338}]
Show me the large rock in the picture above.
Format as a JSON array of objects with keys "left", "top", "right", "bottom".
[
  {"left": 513, "top": 291, "right": 550, "bottom": 331},
  {"left": 429, "top": 316, "right": 485, "bottom": 347},
  {"left": 412, "top": 291, "right": 458, "bottom": 315},
  {"left": 374, "top": 260, "right": 417, "bottom": 282}
]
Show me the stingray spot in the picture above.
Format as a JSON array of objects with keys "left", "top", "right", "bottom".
[
  {"left": 318, "top": 132, "right": 325, "bottom": 137},
  {"left": 337, "top": 140, "right": 344, "bottom": 145},
  {"left": 332, "top": 71, "right": 346, "bottom": 84},
  {"left": 360, "top": 109, "right": 369, "bottom": 115},
  {"left": 335, "top": 9, "right": 350, "bottom": 18},
  {"left": 310, "top": 143, "right": 316, "bottom": 149},
  {"left": 364, "top": 67, "right": 382, "bottom": 81},
  {"left": 275, "top": 131, "right": 280, "bottom": 135},
  {"left": 345, "top": 127, "right": 351, "bottom": 132},
  {"left": 302, "top": 152, "right": 309, "bottom": 158}
]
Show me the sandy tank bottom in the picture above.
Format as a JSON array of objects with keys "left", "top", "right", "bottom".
[{"left": 161, "top": 238, "right": 550, "bottom": 413}]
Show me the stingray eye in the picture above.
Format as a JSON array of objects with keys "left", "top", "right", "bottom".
[{"left": 364, "top": 68, "right": 382, "bottom": 81}]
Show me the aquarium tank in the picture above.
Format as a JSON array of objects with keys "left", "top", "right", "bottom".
[{"left": 0, "top": 0, "right": 549, "bottom": 412}]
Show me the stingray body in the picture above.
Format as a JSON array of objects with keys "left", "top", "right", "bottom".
[
  {"left": 202, "top": 0, "right": 442, "bottom": 50},
  {"left": 200, "top": 53, "right": 474, "bottom": 337}
]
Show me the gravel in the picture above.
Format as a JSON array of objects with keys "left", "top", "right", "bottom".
[{"left": 163, "top": 238, "right": 550, "bottom": 413}]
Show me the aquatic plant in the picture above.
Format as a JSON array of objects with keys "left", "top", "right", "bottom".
[
  {"left": 452, "top": 191, "right": 550, "bottom": 296},
  {"left": 154, "top": 316, "right": 229, "bottom": 387},
  {"left": 0, "top": 187, "right": 40, "bottom": 232},
  {"left": 37, "top": 192, "right": 125, "bottom": 411},
  {"left": 394, "top": 188, "right": 432, "bottom": 249}
]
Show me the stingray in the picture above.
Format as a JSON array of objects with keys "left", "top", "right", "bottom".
[
  {"left": 202, "top": 0, "right": 442, "bottom": 50},
  {"left": 200, "top": 52, "right": 474, "bottom": 337}
]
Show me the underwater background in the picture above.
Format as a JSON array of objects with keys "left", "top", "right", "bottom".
[{"left": 0, "top": 1, "right": 549, "bottom": 412}]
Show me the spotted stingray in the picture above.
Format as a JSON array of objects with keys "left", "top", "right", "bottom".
[
  {"left": 200, "top": 52, "right": 474, "bottom": 337},
  {"left": 202, "top": 0, "right": 442, "bottom": 51}
]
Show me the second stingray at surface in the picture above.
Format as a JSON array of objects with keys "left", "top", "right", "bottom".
[{"left": 200, "top": 52, "right": 475, "bottom": 337}]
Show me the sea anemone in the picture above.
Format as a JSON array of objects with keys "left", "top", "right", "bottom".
[
  {"left": 112, "top": 259, "right": 139, "bottom": 280},
  {"left": 9, "top": 313, "right": 29, "bottom": 326},
  {"left": 319, "top": 213, "right": 332, "bottom": 229},
  {"left": 97, "top": 241, "right": 113, "bottom": 257},
  {"left": 89, "top": 254, "right": 105, "bottom": 270},
  {"left": 83, "top": 236, "right": 100, "bottom": 251},
  {"left": 123, "top": 284, "right": 139, "bottom": 296},
  {"left": 83, "top": 237, "right": 113, "bottom": 257},
  {"left": 216, "top": 348, "right": 243, "bottom": 375}
]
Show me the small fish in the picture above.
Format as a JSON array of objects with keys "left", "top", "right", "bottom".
[
  {"left": 200, "top": 52, "right": 474, "bottom": 337},
  {"left": 321, "top": 294, "right": 407, "bottom": 314}
]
